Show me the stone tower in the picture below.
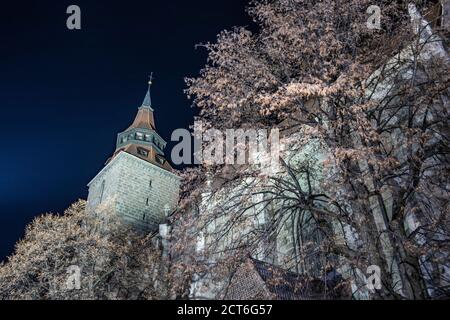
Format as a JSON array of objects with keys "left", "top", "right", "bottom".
[{"left": 87, "top": 79, "right": 180, "bottom": 231}]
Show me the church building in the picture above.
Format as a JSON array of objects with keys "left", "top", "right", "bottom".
[{"left": 86, "top": 79, "right": 180, "bottom": 231}]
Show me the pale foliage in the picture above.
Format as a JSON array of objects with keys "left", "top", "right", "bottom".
[
  {"left": 177, "top": 0, "right": 449, "bottom": 299},
  {"left": 0, "top": 200, "right": 166, "bottom": 300}
]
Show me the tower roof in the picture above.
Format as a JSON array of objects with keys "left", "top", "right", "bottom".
[
  {"left": 126, "top": 106, "right": 155, "bottom": 130},
  {"left": 141, "top": 73, "right": 153, "bottom": 109},
  {"left": 111, "top": 77, "right": 174, "bottom": 172},
  {"left": 127, "top": 78, "right": 156, "bottom": 130},
  {"left": 142, "top": 84, "right": 152, "bottom": 108}
]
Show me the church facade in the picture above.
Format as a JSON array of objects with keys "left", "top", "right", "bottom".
[{"left": 86, "top": 80, "right": 180, "bottom": 231}]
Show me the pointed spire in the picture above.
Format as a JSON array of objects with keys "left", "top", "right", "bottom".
[{"left": 142, "top": 73, "right": 153, "bottom": 109}]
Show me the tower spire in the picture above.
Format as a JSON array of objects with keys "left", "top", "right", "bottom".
[{"left": 142, "top": 72, "right": 153, "bottom": 108}]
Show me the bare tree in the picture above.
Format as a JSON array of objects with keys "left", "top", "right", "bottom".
[
  {"left": 175, "top": 0, "right": 449, "bottom": 300},
  {"left": 0, "top": 200, "right": 167, "bottom": 300}
]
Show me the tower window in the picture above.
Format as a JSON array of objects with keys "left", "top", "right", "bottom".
[
  {"left": 149, "top": 180, "right": 153, "bottom": 188},
  {"left": 155, "top": 155, "right": 165, "bottom": 165},
  {"left": 146, "top": 198, "right": 149, "bottom": 206},
  {"left": 136, "top": 132, "right": 144, "bottom": 140},
  {"left": 137, "top": 147, "right": 149, "bottom": 157}
]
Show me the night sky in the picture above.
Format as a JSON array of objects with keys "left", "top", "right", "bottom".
[{"left": 0, "top": 0, "right": 253, "bottom": 261}]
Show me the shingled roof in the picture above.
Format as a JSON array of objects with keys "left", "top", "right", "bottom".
[
  {"left": 251, "top": 258, "right": 349, "bottom": 300},
  {"left": 225, "top": 258, "right": 351, "bottom": 300}
]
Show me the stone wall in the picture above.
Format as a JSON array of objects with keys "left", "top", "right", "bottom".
[{"left": 87, "top": 152, "right": 180, "bottom": 231}]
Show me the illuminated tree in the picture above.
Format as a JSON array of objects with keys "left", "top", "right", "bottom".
[{"left": 177, "top": 0, "right": 449, "bottom": 299}]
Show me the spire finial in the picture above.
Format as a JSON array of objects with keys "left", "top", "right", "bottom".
[
  {"left": 142, "top": 73, "right": 153, "bottom": 109},
  {"left": 148, "top": 72, "right": 154, "bottom": 86}
]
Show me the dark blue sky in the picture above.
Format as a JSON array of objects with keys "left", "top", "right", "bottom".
[{"left": 0, "top": 0, "right": 253, "bottom": 261}]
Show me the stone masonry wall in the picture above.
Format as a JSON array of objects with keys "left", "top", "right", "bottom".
[{"left": 87, "top": 152, "right": 180, "bottom": 231}]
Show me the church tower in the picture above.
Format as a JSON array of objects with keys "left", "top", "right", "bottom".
[{"left": 87, "top": 78, "right": 180, "bottom": 231}]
